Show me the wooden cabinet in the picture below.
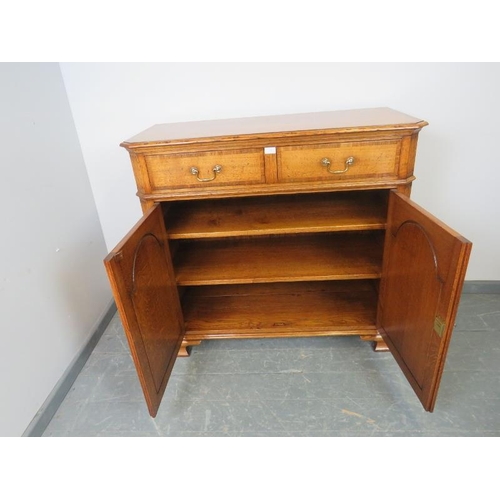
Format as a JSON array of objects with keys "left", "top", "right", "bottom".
[{"left": 104, "top": 108, "right": 471, "bottom": 417}]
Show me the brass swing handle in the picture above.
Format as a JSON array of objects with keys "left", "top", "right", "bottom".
[
  {"left": 321, "top": 156, "right": 355, "bottom": 174},
  {"left": 190, "top": 164, "right": 222, "bottom": 182}
]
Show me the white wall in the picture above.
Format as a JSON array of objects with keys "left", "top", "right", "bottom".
[
  {"left": 0, "top": 63, "right": 111, "bottom": 436},
  {"left": 60, "top": 63, "right": 500, "bottom": 280}
]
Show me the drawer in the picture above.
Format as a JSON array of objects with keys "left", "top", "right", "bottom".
[
  {"left": 277, "top": 140, "right": 400, "bottom": 183},
  {"left": 144, "top": 149, "right": 266, "bottom": 190}
]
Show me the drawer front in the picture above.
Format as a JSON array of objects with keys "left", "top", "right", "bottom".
[
  {"left": 145, "top": 149, "right": 266, "bottom": 190},
  {"left": 277, "top": 140, "right": 400, "bottom": 183}
]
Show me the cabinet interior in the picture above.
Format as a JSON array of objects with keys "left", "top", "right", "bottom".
[{"left": 163, "top": 189, "right": 389, "bottom": 338}]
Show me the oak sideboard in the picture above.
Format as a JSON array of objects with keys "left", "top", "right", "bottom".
[{"left": 104, "top": 108, "right": 471, "bottom": 417}]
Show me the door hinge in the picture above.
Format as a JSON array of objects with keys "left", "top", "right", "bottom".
[{"left": 433, "top": 316, "right": 446, "bottom": 338}]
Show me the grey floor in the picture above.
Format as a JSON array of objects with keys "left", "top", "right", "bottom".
[{"left": 43, "top": 293, "right": 500, "bottom": 437}]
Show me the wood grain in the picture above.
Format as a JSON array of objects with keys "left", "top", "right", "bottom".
[
  {"left": 145, "top": 148, "right": 265, "bottom": 190},
  {"left": 121, "top": 108, "right": 426, "bottom": 148},
  {"left": 104, "top": 204, "right": 184, "bottom": 417},
  {"left": 377, "top": 192, "right": 471, "bottom": 411},
  {"left": 166, "top": 191, "right": 388, "bottom": 239},
  {"left": 174, "top": 232, "right": 384, "bottom": 285},
  {"left": 277, "top": 140, "right": 399, "bottom": 183},
  {"left": 182, "top": 281, "right": 378, "bottom": 337},
  {"left": 139, "top": 175, "right": 416, "bottom": 203}
]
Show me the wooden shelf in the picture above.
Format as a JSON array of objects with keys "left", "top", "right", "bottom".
[
  {"left": 174, "top": 232, "right": 383, "bottom": 286},
  {"left": 182, "top": 281, "right": 378, "bottom": 337},
  {"left": 166, "top": 191, "right": 388, "bottom": 239}
]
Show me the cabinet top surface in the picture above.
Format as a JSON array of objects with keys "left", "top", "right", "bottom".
[{"left": 121, "top": 107, "right": 427, "bottom": 149}]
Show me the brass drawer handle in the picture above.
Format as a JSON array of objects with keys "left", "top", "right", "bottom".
[
  {"left": 190, "top": 165, "right": 222, "bottom": 182},
  {"left": 321, "top": 156, "right": 354, "bottom": 174}
]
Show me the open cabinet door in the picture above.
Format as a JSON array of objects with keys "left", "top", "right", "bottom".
[
  {"left": 104, "top": 204, "right": 184, "bottom": 417},
  {"left": 378, "top": 192, "right": 471, "bottom": 412}
]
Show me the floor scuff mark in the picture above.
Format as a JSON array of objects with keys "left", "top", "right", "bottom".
[{"left": 342, "top": 408, "right": 377, "bottom": 426}]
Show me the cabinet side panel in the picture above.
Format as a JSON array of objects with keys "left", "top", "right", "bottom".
[{"left": 129, "top": 153, "right": 154, "bottom": 213}]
